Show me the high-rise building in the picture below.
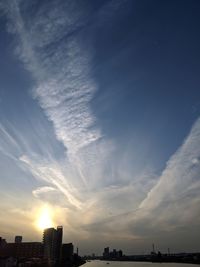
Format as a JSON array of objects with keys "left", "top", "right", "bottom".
[
  {"left": 103, "top": 247, "right": 110, "bottom": 258},
  {"left": 43, "top": 227, "right": 57, "bottom": 265},
  {"left": 43, "top": 226, "right": 63, "bottom": 266},
  {"left": 15, "top": 236, "right": 22, "bottom": 243},
  {"left": 55, "top": 226, "right": 63, "bottom": 265}
]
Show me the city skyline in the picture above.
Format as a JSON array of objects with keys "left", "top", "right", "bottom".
[
  {"left": 0, "top": 226, "right": 81, "bottom": 266},
  {"left": 1, "top": 226, "right": 200, "bottom": 265},
  {"left": 0, "top": 0, "right": 200, "bottom": 256}
]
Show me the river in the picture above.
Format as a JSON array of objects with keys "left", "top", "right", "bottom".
[{"left": 83, "top": 260, "right": 197, "bottom": 267}]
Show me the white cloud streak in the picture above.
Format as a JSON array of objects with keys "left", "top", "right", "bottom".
[
  {"left": 3, "top": 0, "right": 101, "bottom": 156},
  {"left": 0, "top": 123, "right": 21, "bottom": 161},
  {"left": 140, "top": 118, "right": 200, "bottom": 212},
  {"left": 20, "top": 154, "right": 83, "bottom": 209},
  {"left": 1, "top": 0, "right": 109, "bottom": 197},
  {"left": 32, "top": 186, "right": 56, "bottom": 198}
]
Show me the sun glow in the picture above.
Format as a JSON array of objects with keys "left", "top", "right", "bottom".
[{"left": 36, "top": 206, "right": 54, "bottom": 230}]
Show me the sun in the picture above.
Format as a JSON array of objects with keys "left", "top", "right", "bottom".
[{"left": 36, "top": 205, "right": 54, "bottom": 230}]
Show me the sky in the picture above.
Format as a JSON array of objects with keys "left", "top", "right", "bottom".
[{"left": 0, "top": 0, "right": 200, "bottom": 255}]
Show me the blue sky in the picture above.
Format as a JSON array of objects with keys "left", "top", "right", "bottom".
[{"left": 0, "top": 0, "right": 200, "bottom": 255}]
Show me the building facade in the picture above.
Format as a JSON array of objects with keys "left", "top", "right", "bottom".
[
  {"left": 61, "top": 243, "right": 74, "bottom": 263},
  {"left": 43, "top": 226, "right": 63, "bottom": 266},
  {"left": 0, "top": 242, "right": 43, "bottom": 258}
]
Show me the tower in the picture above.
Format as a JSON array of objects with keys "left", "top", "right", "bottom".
[
  {"left": 55, "top": 226, "right": 63, "bottom": 265},
  {"left": 43, "top": 226, "right": 63, "bottom": 266},
  {"left": 43, "top": 228, "right": 57, "bottom": 265}
]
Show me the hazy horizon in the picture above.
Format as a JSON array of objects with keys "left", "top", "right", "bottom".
[{"left": 0, "top": 0, "right": 200, "bottom": 256}]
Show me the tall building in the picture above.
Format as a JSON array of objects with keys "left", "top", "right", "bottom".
[
  {"left": 43, "top": 226, "right": 63, "bottom": 266},
  {"left": 43, "top": 228, "right": 57, "bottom": 265},
  {"left": 55, "top": 226, "right": 63, "bottom": 265},
  {"left": 15, "top": 236, "right": 22, "bottom": 243},
  {"left": 103, "top": 247, "right": 110, "bottom": 258}
]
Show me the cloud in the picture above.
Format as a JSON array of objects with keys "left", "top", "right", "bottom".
[
  {"left": 72, "top": 118, "right": 200, "bottom": 245},
  {"left": 32, "top": 186, "right": 56, "bottom": 197},
  {"left": 19, "top": 154, "right": 83, "bottom": 209},
  {"left": 140, "top": 118, "right": 200, "bottom": 211},
  {"left": 1, "top": 0, "right": 114, "bottom": 192},
  {"left": 125, "top": 118, "right": 200, "bottom": 237},
  {"left": 2, "top": 0, "right": 101, "bottom": 156},
  {"left": 0, "top": 123, "right": 21, "bottom": 160}
]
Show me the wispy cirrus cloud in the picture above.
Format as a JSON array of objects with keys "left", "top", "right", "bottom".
[
  {"left": 1, "top": 0, "right": 111, "bottom": 195},
  {"left": 124, "top": 118, "right": 200, "bottom": 241},
  {"left": 77, "top": 118, "right": 200, "bottom": 246},
  {"left": 32, "top": 186, "right": 56, "bottom": 197},
  {"left": 139, "top": 118, "right": 200, "bottom": 213},
  {"left": 3, "top": 0, "right": 101, "bottom": 156},
  {"left": 20, "top": 154, "right": 83, "bottom": 209}
]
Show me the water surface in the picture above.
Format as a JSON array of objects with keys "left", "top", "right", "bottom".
[{"left": 83, "top": 260, "right": 196, "bottom": 267}]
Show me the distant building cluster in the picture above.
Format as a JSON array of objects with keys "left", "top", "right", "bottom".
[
  {"left": 0, "top": 226, "right": 84, "bottom": 267},
  {"left": 103, "top": 247, "right": 123, "bottom": 260}
]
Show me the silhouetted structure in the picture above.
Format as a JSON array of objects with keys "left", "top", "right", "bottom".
[
  {"left": 15, "top": 236, "right": 22, "bottom": 244},
  {"left": 61, "top": 243, "right": 74, "bottom": 265},
  {"left": 0, "top": 237, "right": 7, "bottom": 248},
  {"left": 55, "top": 226, "right": 63, "bottom": 265},
  {"left": 0, "top": 242, "right": 43, "bottom": 258},
  {"left": 103, "top": 247, "right": 109, "bottom": 259},
  {"left": 43, "top": 226, "right": 63, "bottom": 266},
  {"left": 102, "top": 247, "right": 123, "bottom": 260},
  {"left": 99, "top": 246, "right": 200, "bottom": 265},
  {"left": 43, "top": 227, "right": 57, "bottom": 265},
  {"left": 0, "top": 228, "right": 86, "bottom": 267}
]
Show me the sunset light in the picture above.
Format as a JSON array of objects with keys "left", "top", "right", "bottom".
[{"left": 36, "top": 206, "right": 54, "bottom": 230}]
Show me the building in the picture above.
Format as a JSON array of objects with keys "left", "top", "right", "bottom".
[
  {"left": 61, "top": 243, "right": 74, "bottom": 263},
  {"left": 0, "top": 238, "right": 7, "bottom": 249},
  {"left": 0, "top": 227, "right": 65, "bottom": 265},
  {"left": 103, "top": 247, "right": 109, "bottom": 259},
  {"left": 43, "top": 226, "right": 63, "bottom": 266},
  {"left": 14, "top": 236, "right": 22, "bottom": 244},
  {"left": 43, "top": 228, "right": 57, "bottom": 264},
  {"left": 102, "top": 247, "right": 123, "bottom": 260},
  {"left": 0, "top": 242, "right": 43, "bottom": 259},
  {"left": 14, "top": 242, "right": 43, "bottom": 258},
  {"left": 117, "top": 250, "right": 123, "bottom": 258},
  {"left": 55, "top": 226, "right": 63, "bottom": 265}
]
